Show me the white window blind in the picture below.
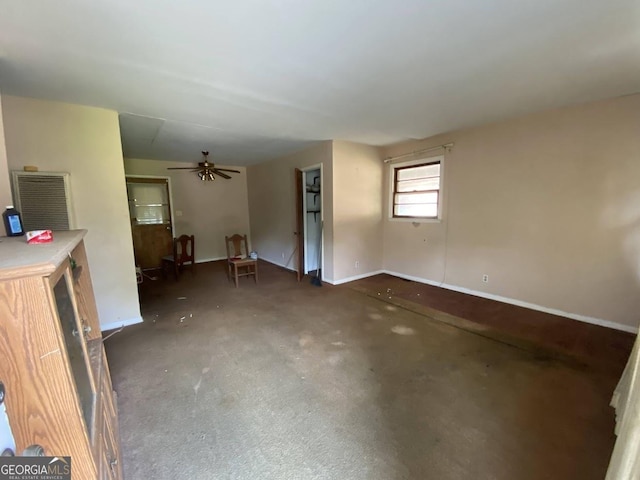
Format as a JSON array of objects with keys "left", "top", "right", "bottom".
[
  {"left": 11, "top": 172, "right": 74, "bottom": 231},
  {"left": 392, "top": 160, "right": 442, "bottom": 218}
]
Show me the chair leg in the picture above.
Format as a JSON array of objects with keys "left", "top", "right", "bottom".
[
  {"left": 174, "top": 261, "right": 179, "bottom": 281},
  {"left": 234, "top": 264, "right": 239, "bottom": 288},
  {"left": 254, "top": 262, "right": 258, "bottom": 283}
]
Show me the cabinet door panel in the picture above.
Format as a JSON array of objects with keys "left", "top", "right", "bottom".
[
  {"left": 52, "top": 271, "right": 96, "bottom": 431},
  {"left": 100, "top": 441, "right": 116, "bottom": 480}
]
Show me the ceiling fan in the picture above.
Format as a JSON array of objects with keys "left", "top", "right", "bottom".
[{"left": 167, "top": 151, "right": 240, "bottom": 181}]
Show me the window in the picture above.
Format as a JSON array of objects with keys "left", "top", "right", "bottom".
[
  {"left": 127, "top": 181, "right": 171, "bottom": 225},
  {"left": 391, "top": 158, "right": 442, "bottom": 219}
]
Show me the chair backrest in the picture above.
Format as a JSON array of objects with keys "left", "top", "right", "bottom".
[
  {"left": 225, "top": 234, "right": 249, "bottom": 259},
  {"left": 174, "top": 235, "right": 195, "bottom": 265}
]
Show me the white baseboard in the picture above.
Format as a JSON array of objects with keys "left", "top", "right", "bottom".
[
  {"left": 328, "top": 270, "right": 385, "bottom": 286},
  {"left": 261, "top": 259, "right": 384, "bottom": 285},
  {"left": 382, "top": 270, "right": 638, "bottom": 334},
  {"left": 195, "top": 256, "right": 226, "bottom": 264},
  {"left": 260, "top": 258, "right": 339, "bottom": 284},
  {"left": 261, "top": 257, "right": 296, "bottom": 272},
  {"left": 100, "top": 316, "right": 144, "bottom": 332}
]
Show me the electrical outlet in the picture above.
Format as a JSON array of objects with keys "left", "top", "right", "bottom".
[
  {"left": 355, "top": 260, "right": 360, "bottom": 269},
  {"left": 482, "top": 274, "right": 489, "bottom": 283}
]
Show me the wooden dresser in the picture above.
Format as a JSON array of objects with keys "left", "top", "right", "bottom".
[{"left": 0, "top": 230, "right": 123, "bottom": 479}]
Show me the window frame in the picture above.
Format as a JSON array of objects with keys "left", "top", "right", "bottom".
[{"left": 389, "top": 155, "right": 444, "bottom": 222}]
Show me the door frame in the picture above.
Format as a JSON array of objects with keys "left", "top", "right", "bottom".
[
  {"left": 300, "top": 164, "right": 323, "bottom": 279},
  {"left": 126, "top": 175, "right": 176, "bottom": 270}
]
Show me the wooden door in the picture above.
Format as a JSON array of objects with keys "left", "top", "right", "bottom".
[
  {"left": 127, "top": 178, "right": 173, "bottom": 269},
  {"left": 295, "top": 168, "right": 304, "bottom": 282}
]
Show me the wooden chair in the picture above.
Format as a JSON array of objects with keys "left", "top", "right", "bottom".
[
  {"left": 225, "top": 234, "right": 258, "bottom": 287},
  {"left": 161, "top": 234, "right": 195, "bottom": 280}
]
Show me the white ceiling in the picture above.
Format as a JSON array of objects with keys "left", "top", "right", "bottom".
[{"left": 0, "top": 0, "right": 638, "bottom": 165}]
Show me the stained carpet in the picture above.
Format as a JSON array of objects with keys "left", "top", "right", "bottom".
[{"left": 105, "top": 261, "right": 623, "bottom": 480}]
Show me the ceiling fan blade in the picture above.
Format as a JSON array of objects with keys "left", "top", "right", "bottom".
[
  {"left": 214, "top": 168, "right": 241, "bottom": 173},
  {"left": 167, "top": 167, "right": 198, "bottom": 170},
  {"left": 212, "top": 169, "right": 232, "bottom": 179}
]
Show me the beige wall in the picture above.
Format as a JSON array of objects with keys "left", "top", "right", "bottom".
[
  {"left": 382, "top": 94, "right": 640, "bottom": 330},
  {"left": 4, "top": 91, "right": 634, "bottom": 331},
  {"left": 247, "top": 142, "right": 335, "bottom": 280},
  {"left": 332, "top": 140, "right": 383, "bottom": 281},
  {"left": 2, "top": 95, "right": 141, "bottom": 330},
  {"left": 0, "top": 90, "right": 12, "bottom": 209},
  {"left": 124, "top": 158, "right": 251, "bottom": 261}
]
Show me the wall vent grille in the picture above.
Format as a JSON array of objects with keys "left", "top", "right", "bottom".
[{"left": 11, "top": 172, "right": 74, "bottom": 231}]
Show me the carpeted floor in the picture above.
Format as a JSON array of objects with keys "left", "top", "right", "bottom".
[{"left": 105, "top": 261, "right": 623, "bottom": 480}]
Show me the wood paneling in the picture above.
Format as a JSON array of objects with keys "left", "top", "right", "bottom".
[{"left": 131, "top": 223, "right": 173, "bottom": 269}]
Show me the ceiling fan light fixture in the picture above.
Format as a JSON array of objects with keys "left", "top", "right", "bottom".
[{"left": 167, "top": 150, "right": 240, "bottom": 182}]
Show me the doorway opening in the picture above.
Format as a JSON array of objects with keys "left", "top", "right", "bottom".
[
  {"left": 126, "top": 176, "right": 175, "bottom": 272},
  {"left": 301, "top": 166, "right": 322, "bottom": 279}
]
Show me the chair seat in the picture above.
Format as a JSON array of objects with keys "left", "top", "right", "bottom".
[
  {"left": 229, "top": 257, "right": 256, "bottom": 266},
  {"left": 161, "top": 255, "right": 174, "bottom": 261}
]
